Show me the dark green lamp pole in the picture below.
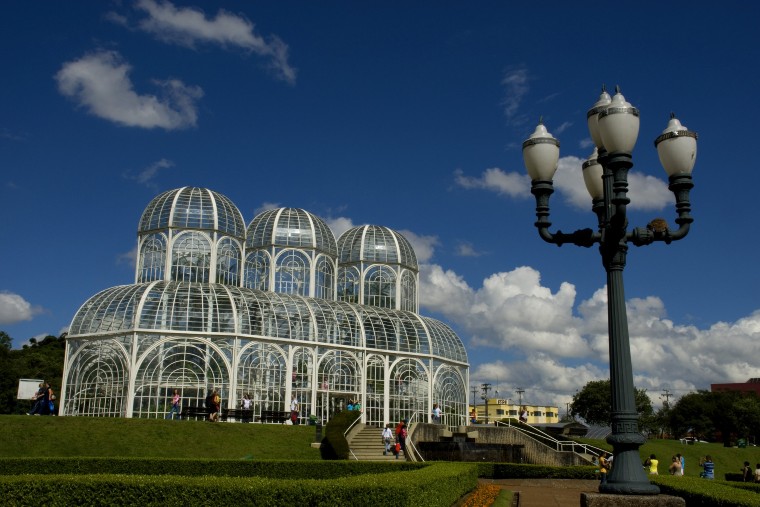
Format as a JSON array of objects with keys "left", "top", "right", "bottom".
[{"left": 522, "top": 86, "right": 697, "bottom": 495}]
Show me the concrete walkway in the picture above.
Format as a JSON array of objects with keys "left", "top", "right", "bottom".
[{"left": 480, "top": 478, "right": 600, "bottom": 507}]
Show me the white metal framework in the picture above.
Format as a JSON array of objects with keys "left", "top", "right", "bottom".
[{"left": 62, "top": 187, "right": 468, "bottom": 427}]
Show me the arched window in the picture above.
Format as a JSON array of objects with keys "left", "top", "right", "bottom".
[
  {"left": 364, "top": 265, "right": 396, "bottom": 309},
  {"left": 337, "top": 266, "right": 360, "bottom": 304},
  {"left": 243, "top": 251, "right": 270, "bottom": 291},
  {"left": 365, "top": 355, "right": 385, "bottom": 427},
  {"left": 237, "top": 343, "right": 286, "bottom": 420},
  {"left": 389, "top": 358, "right": 428, "bottom": 424},
  {"left": 400, "top": 271, "right": 417, "bottom": 312},
  {"left": 171, "top": 232, "right": 211, "bottom": 283},
  {"left": 433, "top": 365, "right": 467, "bottom": 427},
  {"left": 314, "top": 256, "right": 334, "bottom": 300},
  {"left": 275, "top": 250, "right": 310, "bottom": 296},
  {"left": 138, "top": 234, "right": 166, "bottom": 282},
  {"left": 216, "top": 237, "right": 241, "bottom": 286}
]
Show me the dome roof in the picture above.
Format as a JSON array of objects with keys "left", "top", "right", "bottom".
[
  {"left": 68, "top": 281, "right": 467, "bottom": 364},
  {"left": 337, "top": 225, "right": 418, "bottom": 270},
  {"left": 138, "top": 187, "right": 246, "bottom": 238},
  {"left": 246, "top": 208, "right": 337, "bottom": 256}
]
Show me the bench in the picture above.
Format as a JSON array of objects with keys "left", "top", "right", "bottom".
[
  {"left": 221, "top": 408, "right": 254, "bottom": 423},
  {"left": 180, "top": 406, "right": 208, "bottom": 421},
  {"left": 260, "top": 410, "right": 291, "bottom": 423}
]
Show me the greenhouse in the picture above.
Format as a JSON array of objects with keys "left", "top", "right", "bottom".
[{"left": 61, "top": 187, "right": 469, "bottom": 427}]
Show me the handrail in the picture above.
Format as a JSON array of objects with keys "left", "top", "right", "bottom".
[
  {"left": 494, "top": 419, "right": 605, "bottom": 461},
  {"left": 343, "top": 411, "right": 363, "bottom": 438},
  {"left": 344, "top": 411, "right": 363, "bottom": 461},
  {"left": 405, "top": 411, "right": 425, "bottom": 462}
]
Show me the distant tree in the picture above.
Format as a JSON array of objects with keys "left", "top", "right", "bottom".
[
  {"left": 667, "top": 391, "right": 715, "bottom": 440},
  {"left": 571, "top": 379, "right": 654, "bottom": 428},
  {"left": 0, "top": 332, "right": 66, "bottom": 414},
  {"left": 0, "top": 331, "right": 11, "bottom": 352}
]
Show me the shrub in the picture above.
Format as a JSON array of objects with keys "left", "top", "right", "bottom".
[{"left": 320, "top": 409, "right": 360, "bottom": 460}]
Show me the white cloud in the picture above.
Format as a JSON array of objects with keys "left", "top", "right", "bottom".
[
  {"left": 553, "top": 155, "right": 674, "bottom": 211},
  {"left": 454, "top": 168, "right": 530, "bottom": 198},
  {"left": 456, "top": 242, "right": 483, "bottom": 258},
  {"left": 0, "top": 291, "right": 40, "bottom": 325},
  {"left": 134, "top": 0, "right": 296, "bottom": 84},
  {"left": 421, "top": 262, "right": 760, "bottom": 407},
  {"left": 117, "top": 246, "right": 138, "bottom": 267},
  {"left": 455, "top": 156, "right": 673, "bottom": 212},
  {"left": 398, "top": 230, "right": 439, "bottom": 264},
  {"left": 56, "top": 50, "right": 203, "bottom": 130},
  {"left": 326, "top": 217, "right": 355, "bottom": 239}
]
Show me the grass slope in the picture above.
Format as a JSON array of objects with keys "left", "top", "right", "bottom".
[
  {"left": 0, "top": 415, "right": 320, "bottom": 460},
  {"left": 578, "top": 437, "right": 760, "bottom": 479}
]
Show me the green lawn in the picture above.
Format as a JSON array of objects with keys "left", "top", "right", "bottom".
[
  {"left": 0, "top": 415, "right": 321, "bottom": 460},
  {"left": 578, "top": 437, "right": 760, "bottom": 479}
]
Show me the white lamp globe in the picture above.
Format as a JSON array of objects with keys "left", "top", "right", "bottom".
[
  {"left": 654, "top": 114, "right": 698, "bottom": 177},
  {"left": 598, "top": 87, "right": 640, "bottom": 154},
  {"left": 522, "top": 120, "right": 560, "bottom": 181}
]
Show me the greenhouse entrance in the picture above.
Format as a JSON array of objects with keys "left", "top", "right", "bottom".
[{"left": 316, "top": 391, "right": 356, "bottom": 423}]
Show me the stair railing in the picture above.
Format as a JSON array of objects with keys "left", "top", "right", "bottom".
[
  {"left": 344, "top": 411, "right": 363, "bottom": 460},
  {"left": 494, "top": 418, "right": 605, "bottom": 461}
]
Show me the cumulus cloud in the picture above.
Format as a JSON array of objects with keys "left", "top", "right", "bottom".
[
  {"left": 326, "top": 217, "right": 355, "bottom": 239},
  {"left": 422, "top": 259, "right": 760, "bottom": 407},
  {"left": 56, "top": 50, "right": 203, "bottom": 130},
  {"left": 398, "top": 230, "right": 439, "bottom": 264},
  {"left": 456, "top": 156, "right": 673, "bottom": 212},
  {"left": 134, "top": 0, "right": 296, "bottom": 84},
  {"left": 0, "top": 291, "right": 41, "bottom": 325}
]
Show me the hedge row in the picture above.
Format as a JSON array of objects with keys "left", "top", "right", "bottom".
[
  {"left": 476, "top": 462, "right": 597, "bottom": 480},
  {"left": 653, "top": 476, "right": 760, "bottom": 507},
  {"left": 0, "top": 462, "right": 478, "bottom": 507},
  {"left": 0, "top": 457, "right": 422, "bottom": 479}
]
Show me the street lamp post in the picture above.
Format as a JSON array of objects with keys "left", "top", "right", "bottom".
[
  {"left": 522, "top": 86, "right": 697, "bottom": 495},
  {"left": 481, "top": 383, "right": 491, "bottom": 424}
]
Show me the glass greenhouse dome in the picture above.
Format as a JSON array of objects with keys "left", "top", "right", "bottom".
[{"left": 61, "top": 187, "right": 469, "bottom": 428}]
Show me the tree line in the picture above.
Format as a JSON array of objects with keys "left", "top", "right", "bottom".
[
  {"left": 570, "top": 379, "right": 760, "bottom": 445},
  {"left": 0, "top": 331, "right": 65, "bottom": 414}
]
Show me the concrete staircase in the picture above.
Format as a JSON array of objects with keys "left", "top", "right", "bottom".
[{"left": 347, "top": 425, "right": 402, "bottom": 461}]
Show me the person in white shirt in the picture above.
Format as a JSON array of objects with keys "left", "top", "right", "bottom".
[{"left": 382, "top": 424, "right": 394, "bottom": 455}]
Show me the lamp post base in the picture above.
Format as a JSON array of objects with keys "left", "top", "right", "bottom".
[{"left": 582, "top": 492, "right": 684, "bottom": 507}]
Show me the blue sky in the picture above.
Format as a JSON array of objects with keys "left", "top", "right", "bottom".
[{"left": 2, "top": 1, "right": 759, "bottom": 411}]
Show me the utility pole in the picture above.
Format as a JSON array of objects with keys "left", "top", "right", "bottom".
[
  {"left": 515, "top": 387, "right": 525, "bottom": 409},
  {"left": 660, "top": 389, "right": 672, "bottom": 407},
  {"left": 566, "top": 401, "right": 571, "bottom": 421},
  {"left": 481, "top": 383, "right": 492, "bottom": 424},
  {"left": 471, "top": 385, "right": 478, "bottom": 408}
]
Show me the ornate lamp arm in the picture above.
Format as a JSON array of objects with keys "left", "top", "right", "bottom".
[
  {"left": 531, "top": 180, "right": 601, "bottom": 247},
  {"left": 629, "top": 173, "right": 694, "bottom": 246}
]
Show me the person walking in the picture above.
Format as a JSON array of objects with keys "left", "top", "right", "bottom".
[
  {"left": 290, "top": 394, "right": 300, "bottom": 424},
  {"left": 166, "top": 389, "right": 181, "bottom": 420},
  {"left": 432, "top": 403, "right": 442, "bottom": 424},
  {"left": 382, "top": 423, "right": 393, "bottom": 456}
]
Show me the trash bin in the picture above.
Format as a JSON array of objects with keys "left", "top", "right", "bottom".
[
  {"left": 738, "top": 438, "right": 747, "bottom": 448},
  {"left": 308, "top": 414, "right": 317, "bottom": 426}
]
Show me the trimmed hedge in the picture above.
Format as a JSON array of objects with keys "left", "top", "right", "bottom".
[
  {"left": 0, "top": 462, "right": 478, "bottom": 506},
  {"left": 0, "top": 457, "right": 424, "bottom": 478},
  {"left": 476, "top": 463, "right": 597, "bottom": 480},
  {"left": 653, "top": 476, "right": 760, "bottom": 507},
  {"left": 319, "top": 409, "right": 358, "bottom": 460}
]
